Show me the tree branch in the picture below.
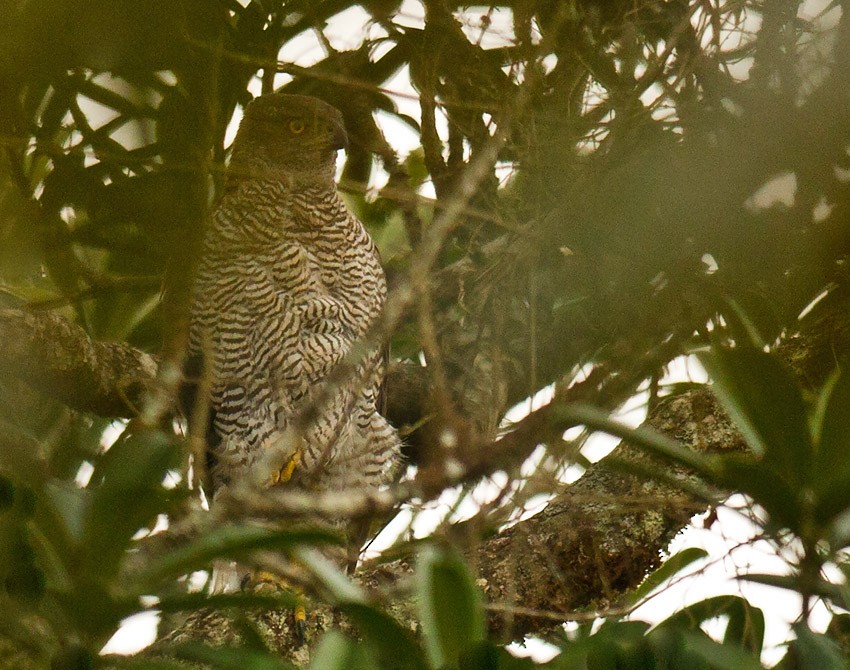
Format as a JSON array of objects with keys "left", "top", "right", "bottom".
[{"left": 0, "top": 308, "right": 157, "bottom": 417}]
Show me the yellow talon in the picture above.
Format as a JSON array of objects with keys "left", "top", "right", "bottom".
[
  {"left": 271, "top": 448, "right": 301, "bottom": 485},
  {"left": 254, "top": 447, "right": 308, "bottom": 645},
  {"left": 246, "top": 571, "right": 308, "bottom": 646},
  {"left": 294, "top": 601, "right": 307, "bottom": 647},
  {"left": 253, "top": 570, "right": 283, "bottom": 588}
]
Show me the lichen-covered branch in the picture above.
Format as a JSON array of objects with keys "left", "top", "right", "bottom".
[
  {"left": 0, "top": 308, "right": 157, "bottom": 417},
  {"left": 0, "top": 307, "right": 427, "bottom": 439},
  {"left": 477, "top": 388, "right": 743, "bottom": 638}
]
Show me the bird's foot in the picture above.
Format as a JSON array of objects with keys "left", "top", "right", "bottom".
[
  {"left": 294, "top": 603, "right": 307, "bottom": 647},
  {"left": 270, "top": 448, "right": 301, "bottom": 485},
  {"left": 244, "top": 570, "right": 309, "bottom": 646}
]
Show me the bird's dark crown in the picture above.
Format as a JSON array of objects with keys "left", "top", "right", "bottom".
[
  {"left": 248, "top": 93, "right": 342, "bottom": 126},
  {"left": 243, "top": 93, "right": 347, "bottom": 151},
  {"left": 228, "top": 93, "right": 348, "bottom": 185}
]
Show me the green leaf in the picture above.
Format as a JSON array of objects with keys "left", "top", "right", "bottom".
[
  {"left": 586, "top": 621, "right": 653, "bottom": 670},
  {"left": 404, "top": 148, "right": 429, "bottom": 188},
  {"left": 41, "top": 480, "right": 91, "bottom": 547},
  {"left": 25, "top": 481, "right": 82, "bottom": 594},
  {"left": 49, "top": 645, "right": 94, "bottom": 670},
  {"left": 604, "top": 453, "right": 717, "bottom": 503},
  {"left": 135, "top": 527, "right": 337, "bottom": 592},
  {"left": 721, "top": 296, "right": 770, "bottom": 349},
  {"left": 84, "top": 431, "right": 179, "bottom": 578},
  {"left": 736, "top": 573, "right": 800, "bottom": 591},
  {"left": 625, "top": 547, "right": 709, "bottom": 606},
  {"left": 722, "top": 599, "right": 765, "bottom": 654},
  {"left": 170, "top": 642, "right": 296, "bottom": 670},
  {"left": 293, "top": 547, "right": 367, "bottom": 604},
  {"left": 645, "top": 627, "right": 713, "bottom": 670},
  {"left": 231, "top": 613, "right": 273, "bottom": 654},
  {"left": 678, "top": 632, "right": 764, "bottom": 670},
  {"left": 339, "top": 602, "right": 427, "bottom": 670},
  {"left": 1, "top": 530, "right": 45, "bottom": 602},
  {"left": 812, "top": 367, "right": 850, "bottom": 522},
  {"left": 828, "top": 504, "right": 850, "bottom": 549},
  {"left": 716, "top": 457, "right": 801, "bottom": 532},
  {"left": 416, "top": 545, "right": 485, "bottom": 669},
  {"left": 101, "top": 656, "right": 189, "bottom": 670},
  {"left": 544, "top": 644, "right": 586, "bottom": 670},
  {"left": 809, "top": 369, "right": 839, "bottom": 447},
  {"left": 738, "top": 574, "right": 842, "bottom": 603},
  {"left": 699, "top": 348, "right": 812, "bottom": 486},
  {"left": 550, "top": 404, "right": 717, "bottom": 476},
  {"left": 785, "top": 624, "right": 845, "bottom": 670},
  {"left": 309, "top": 631, "right": 379, "bottom": 670},
  {"left": 310, "top": 631, "right": 360, "bottom": 670},
  {"left": 23, "top": 519, "right": 74, "bottom": 594},
  {"left": 497, "top": 648, "right": 538, "bottom": 670},
  {"left": 0, "top": 476, "right": 12, "bottom": 508},
  {"left": 156, "top": 591, "right": 302, "bottom": 613},
  {"left": 658, "top": 595, "right": 763, "bottom": 644},
  {"left": 825, "top": 612, "right": 850, "bottom": 648},
  {"left": 546, "top": 622, "right": 652, "bottom": 670},
  {"left": 460, "top": 642, "right": 537, "bottom": 670}
]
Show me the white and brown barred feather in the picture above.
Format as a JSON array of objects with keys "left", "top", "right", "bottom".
[{"left": 188, "top": 93, "right": 399, "bottom": 500}]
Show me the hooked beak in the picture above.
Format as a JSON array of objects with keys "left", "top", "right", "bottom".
[{"left": 330, "top": 121, "right": 348, "bottom": 151}]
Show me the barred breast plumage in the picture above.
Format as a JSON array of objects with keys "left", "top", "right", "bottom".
[{"left": 188, "top": 93, "right": 400, "bottom": 499}]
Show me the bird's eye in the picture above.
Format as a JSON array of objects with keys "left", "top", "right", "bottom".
[{"left": 288, "top": 119, "right": 306, "bottom": 134}]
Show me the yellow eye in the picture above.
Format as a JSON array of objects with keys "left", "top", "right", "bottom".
[{"left": 288, "top": 119, "right": 306, "bottom": 134}]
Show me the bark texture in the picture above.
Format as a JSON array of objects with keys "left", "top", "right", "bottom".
[{"left": 0, "top": 308, "right": 157, "bottom": 417}]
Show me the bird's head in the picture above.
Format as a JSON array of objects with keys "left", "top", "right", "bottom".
[{"left": 229, "top": 93, "right": 348, "bottom": 184}]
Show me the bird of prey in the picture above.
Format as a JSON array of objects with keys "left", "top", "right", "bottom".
[{"left": 187, "top": 92, "right": 400, "bottom": 585}]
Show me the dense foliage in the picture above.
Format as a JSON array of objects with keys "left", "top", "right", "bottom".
[{"left": 1, "top": 0, "right": 850, "bottom": 668}]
